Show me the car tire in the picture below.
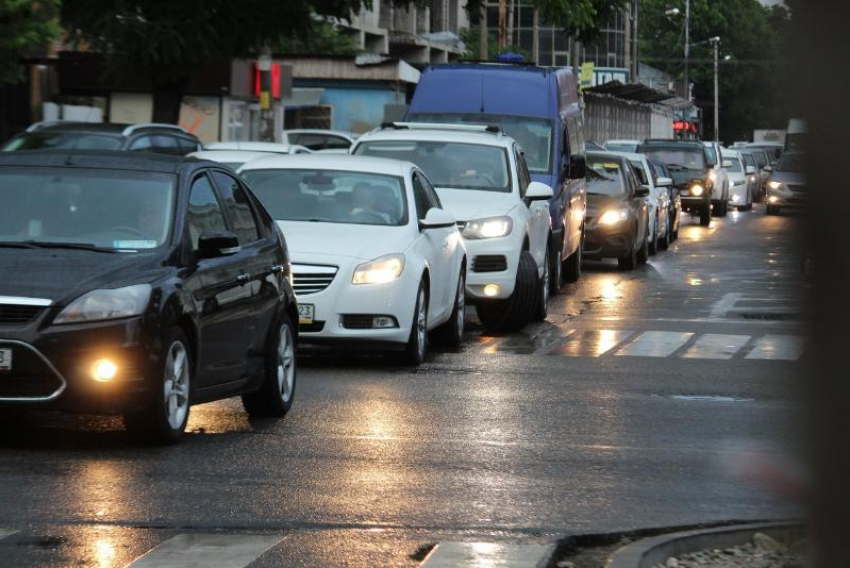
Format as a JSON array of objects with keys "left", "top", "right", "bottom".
[
  {"left": 534, "top": 248, "right": 550, "bottom": 321},
  {"left": 648, "top": 216, "right": 658, "bottom": 255},
  {"left": 123, "top": 328, "right": 192, "bottom": 445},
  {"left": 636, "top": 227, "right": 649, "bottom": 265},
  {"left": 432, "top": 268, "right": 465, "bottom": 348},
  {"left": 699, "top": 205, "right": 711, "bottom": 226},
  {"left": 562, "top": 233, "right": 582, "bottom": 284},
  {"left": 549, "top": 238, "right": 563, "bottom": 295},
  {"left": 242, "top": 314, "right": 297, "bottom": 417},
  {"left": 659, "top": 217, "right": 670, "bottom": 251},
  {"left": 477, "top": 250, "right": 538, "bottom": 333},
  {"left": 400, "top": 280, "right": 428, "bottom": 366},
  {"left": 618, "top": 237, "right": 638, "bottom": 271}
]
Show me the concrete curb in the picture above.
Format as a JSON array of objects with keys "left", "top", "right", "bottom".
[{"left": 604, "top": 521, "right": 803, "bottom": 568}]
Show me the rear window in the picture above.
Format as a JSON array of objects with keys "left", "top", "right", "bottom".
[
  {"left": 586, "top": 158, "right": 627, "bottom": 196},
  {"left": 2, "top": 132, "right": 122, "bottom": 151},
  {"left": 640, "top": 148, "right": 706, "bottom": 173}
]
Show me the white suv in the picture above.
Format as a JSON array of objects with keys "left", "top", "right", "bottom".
[{"left": 352, "top": 123, "right": 554, "bottom": 332}]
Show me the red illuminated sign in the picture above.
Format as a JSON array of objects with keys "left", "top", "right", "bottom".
[
  {"left": 673, "top": 120, "right": 697, "bottom": 133},
  {"left": 253, "top": 63, "right": 281, "bottom": 99}
]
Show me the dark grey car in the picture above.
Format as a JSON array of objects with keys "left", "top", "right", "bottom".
[{"left": 765, "top": 152, "right": 805, "bottom": 215}]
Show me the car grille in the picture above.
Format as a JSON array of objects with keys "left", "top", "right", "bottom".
[
  {"left": 472, "top": 255, "right": 508, "bottom": 273},
  {"left": 341, "top": 315, "right": 374, "bottom": 329},
  {"left": 787, "top": 184, "right": 807, "bottom": 193},
  {"left": 0, "top": 342, "right": 65, "bottom": 401},
  {"left": 292, "top": 264, "right": 338, "bottom": 296},
  {"left": 0, "top": 304, "right": 42, "bottom": 325}
]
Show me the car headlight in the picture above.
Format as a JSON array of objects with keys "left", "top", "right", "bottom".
[
  {"left": 54, "top": 284, "right": 152, "bottom": 324},
  {"left": 462, "top": 216, "right": 513, "bottom": 239},
  {"left": 690, "top": 184, "right": 705, "bottom": 196},
  {"left": 749, "top": 175, "right": 757, "bottom": 182},
  {"left": 708, "top": 169, "right": 718, "bottom": 182},
  {"left": 598, "top": 209, "right": 628, "bottom": 226},
  {"left": 352, "top": 254, "right": 405, "bottom": 285},
  {"left": 768, "top": 180, "right": 783, "bottom": 191}
]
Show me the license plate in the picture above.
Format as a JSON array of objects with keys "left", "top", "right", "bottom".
[
  {"left": 0, "top": 348, "right": 11, "bottom": 372},
  {"left": 298, "top": 304, "right": 315, "bottom": 325}
]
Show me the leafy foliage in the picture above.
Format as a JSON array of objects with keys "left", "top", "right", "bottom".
[
  {"left": 640, "top": 0, "right": 796, "bottom": 142},
  {"left": 459, "top": 26, "right": 529, "bottom": 61},
  {"left": 272, "top": 19, "right": 360, "bottom": 56},
  {"left": 0, "top": 0, "right": 61, "bottom": 85}
]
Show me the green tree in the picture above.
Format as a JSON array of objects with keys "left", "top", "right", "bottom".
[
  {"left": 272, "top": 19, "right": 360, "bottom": 56},
  {"left": 59, "top": 0, "right": 413, "bottom": 123},
  {"left": 459, "top": 26, "right": 529, "bottom": 61},
  {"left": 0, "top": 0, "right": 61, "bottom": 85},
  {"left": 640, "top": 0, "right": 794, "bottom": 143}
]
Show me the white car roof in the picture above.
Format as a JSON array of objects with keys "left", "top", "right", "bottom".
[
  {"left": 238, "top": 153, "right": 412, "bottom": 177},
  {"left": 607, "top": 150, "right": 646, "bottom": 161},
  {"left": 355, "top": 127, "right": 516, "bottom": 150},
  {"left": 283, "top": 129, "right": 356, "bottom": 141},
  {"left": 605, "top": 139, "right": 641, "bottom": 144},
  {"left": 205, "top": 141, "right": 306, "bottom": 153},
  {"left": 188, "top": 150, "right": 281, "bottom": 163}
]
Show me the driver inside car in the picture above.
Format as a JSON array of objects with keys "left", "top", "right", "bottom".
[{"left": 349, "top": 183, "right": 389, "bottom": 223}]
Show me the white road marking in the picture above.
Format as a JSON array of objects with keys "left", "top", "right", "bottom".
[
  {"left": 615, "top": 331, "right": 694, "bottom": 358},
  {"left": 745, "top": 335, "right": 807, "bottom": 361},
  {"left": 681, "top": 334, "right": 752, "bottom": 360},
  {"left": 128, "top": 534, "right": 282, "bottom": 568},
  {"left": 422, "top": 542, "right": 556, "bottom": 567},
  {"left": 709, "top": 292, "right": 743, "bottom": 319},
  {"left": 0, "top": 529, "right": 17, "bottom": 540}
]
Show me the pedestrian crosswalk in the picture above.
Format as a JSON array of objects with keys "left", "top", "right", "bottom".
[{"left": 471, "top": 328, "right": 807, "bottom": 361}]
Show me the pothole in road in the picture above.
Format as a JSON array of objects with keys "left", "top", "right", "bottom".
[{"left": 656, "top": 394, "right": 756, "bottom": 403}]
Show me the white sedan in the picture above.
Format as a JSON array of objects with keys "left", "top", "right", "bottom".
[
  {"left": 239, "top": 154, "right": 467, "bottom": 365},
  {"left": 205, "top": 141, "right": 312, "bottom": 154},
  {"left": 188, "top": 150, "right": 283, "bottom": 171}
]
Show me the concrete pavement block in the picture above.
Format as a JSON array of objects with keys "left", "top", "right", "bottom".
[{"left": 422, "top": 541, "right": 556, "bottom": 567}]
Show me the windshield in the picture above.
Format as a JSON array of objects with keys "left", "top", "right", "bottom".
[
  {"left": 605, "top": 142, "right": 638, "bottom": 153},
  {"left": 775, "top": 153, "right": 804, "bottom": 173},
  {"left": 2, "top": 132, "right": 123, "bottom": 151},
  {"left": 355, "top": 141, "right": 511, "bottom": 193},
  {"left": 726, "top": 156, "right": 742, "bottom": 172},
  {"left": 241, "top": 169, "right": 408, "bottom": 226},
  {"left": 752, "top": 151, "right": 768, "bottom": 167},
  {"left": 407, "top": 113, "right": 553, "bottom": 173},
  {"left": 0, "top": 167, "right": 175, "bottom": 250},
  {"left": 642, "top": 149, "right": 706, "bottom": 172},
  {"left": 704, "top": 145, "right": 718, "bottom": 164},
  {"left": 586, "top": 158, "right": 627, "bottom": 196}
]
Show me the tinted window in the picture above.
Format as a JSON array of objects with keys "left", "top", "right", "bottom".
[
  {"left": 2, "top": 132, "right": 122, "bottom": 151},
  {"left": 775, "top": 153, "right": 803, "bottom": 173},
  {"left": 704, "top": 145, "right": 718, "bottom": 164},
  {"left": 212, "top": 171, "right": 260, "bottom": 245},
  {"left": 242, "top": 169, "right": 408, "bottom": 227},
  {"left": 176, "top": 137, "right": 200, "bottom": 154},
  {"left": 129, "top": 136, "right": 155, "bottom": 152},
  {"left": 516, "top": 150, "right": 531, "bottom": 196},
  {"left": 186, "top": 175, "right": 228, "bottom": 251},
  {"left": 356, "top": 140, "right": 511, "bottom": 193},
  {"left": 641, "top": 149, "right": 706, "bottom": 172},
  {"left": 416, "top": 171, "right": 442, "bottom": 209},
  {"left": 629, "top": 160, "right": 649, "bottom": 185},
  {"left": 411, "top": 174, "right": 432, "bottom": 221},
  {"left": 727, "top": 156, "right": 743, "bottom": 172}
]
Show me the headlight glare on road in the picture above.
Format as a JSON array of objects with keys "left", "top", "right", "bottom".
[
  {"left": 598, "top": 209, "right": 628, "bottom": 226},
  {"left": 690, "top": 184, "right": 705, "bottom": 196},
  {"left": 462, "top": 216, "right": 513, "bottom": 239},
  {"left": 352, "top": 254, "right": 405, "bottom": 285},
  {"left": 54, "top": 284, "right": 152, "bottom": 324}
]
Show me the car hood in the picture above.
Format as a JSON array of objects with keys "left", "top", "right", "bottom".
[
  {"left": 434, "top": 188, "right": 518, "bottom": 222},
  {"left": 668, "top": 169, "right": 706, "bottom": 186},
  {"left": 0, "top": 248, "right": 169, "bottom": 305},
  {"left": 770, "top": 171, "right": 805, "bottom": 184},
  {"left": 277, "top": 220, "right": 412, "bottom": 262},
  {"left": 587, "top": 193, "right": 629, "bottom": 216}
]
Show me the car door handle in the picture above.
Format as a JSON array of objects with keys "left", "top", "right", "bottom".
[
  {"left": 269, "top": 264, "right": 285, "bottom": 274},
  {"left": 236, "top": 272, "right": 251, "bottom": 284}
]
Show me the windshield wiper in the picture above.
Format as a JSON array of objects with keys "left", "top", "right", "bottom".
[{"left": 11, "top": 241, "right": 118, "bottom": 253}]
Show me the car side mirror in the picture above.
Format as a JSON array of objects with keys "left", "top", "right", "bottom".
[
  {"left": 198, "top": 230, "right": 241, "bottom": 259},
  {"left": 746, "top": 166, "right": 756, "bottom": 175},
  {"left": 419, "top": 208, "right": 456, "bottom": 231},
  {"left": 722, "top": 159, "right": 733, "bottom": 168},
  {"left": 526, "top": 181, "right": 554, "bottom": 202},
  {"left": 656, "top": 176, "right": 673, "bottom": 187},
  {"left": 569, "top": 154, "right": 586, "bottom": 180},
  {"left": 635, "top": 185, "right": 651, "bottom": 197},
  {"left": 763, "top": 165, "right": 773, "bottom": 173}
]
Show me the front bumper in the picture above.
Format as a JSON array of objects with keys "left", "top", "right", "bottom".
[
  {"left": 0, "top": 316, "right": 158, "bottom": 413},
  {"left": 462, "top": 235, "right": 522, "bottom": 301},
  {"left": 583, "top": 218, "right": 633, "bottom": 259}
]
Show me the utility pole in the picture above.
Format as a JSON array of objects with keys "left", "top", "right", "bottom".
[
  {"left": 498, "top": 0, "right": 507, "bottom": 49},
  {"left": 532, "top": 8, "right": 540, "bottom": 64},
  {"left": 624, "top": 3, "right": 631, "bottom": 76},
  {"left": 479, "top": 2, "right": 488, "bottom": 60},
  {"left": 684, "top": 0, "right": 690, "bottom": 103},
  {"left": 711, "top": 36, "right": 720, "bottom": 143}
]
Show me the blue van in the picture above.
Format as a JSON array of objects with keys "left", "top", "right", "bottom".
[{"left": 405, "top": 64, "right": 587, "bottom": 291}]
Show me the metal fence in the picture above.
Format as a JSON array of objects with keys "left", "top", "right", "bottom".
[{"left": 584, "top": 93, "right": 674, "bottom": 144}]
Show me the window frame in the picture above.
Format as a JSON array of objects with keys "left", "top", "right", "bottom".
[
  {"left": 209, "top": 169, "right": 263, "bottom": 246},
  {"left": 183, "top": 170, "right": 231, "bottom": 256}
]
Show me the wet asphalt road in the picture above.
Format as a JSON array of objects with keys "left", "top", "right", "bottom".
[{"left": 0, "top": 204, "right": 807, "bottom": 567}]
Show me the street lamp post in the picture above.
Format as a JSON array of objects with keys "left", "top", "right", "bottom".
[{"left": 710, "top": 36, "right": 720, "bottom": 143}]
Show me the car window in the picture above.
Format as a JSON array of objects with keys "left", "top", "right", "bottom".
[
  {"left": 186, "top": 174, "right": 228, "bottom": 251},
  {"left": 176, "top": 137, "right": 200, "bottom": 155},
  {"left": 646, "top": 160, "right": 660, "bottom": 183},
  {"left": 516, "top": 148, "right": 531, "bottom": 197},
  {"left": 411, "top": 175, "right": 432, "bottom": 221},
  {"left": 211, "top": 171, "right": 260, "bottom": 245},
  {"left": 2, "top": 132, "right": 122, "bottom": 151},
  {"left": 152, "top": 135, "right": 180, "bottom": 155},
  {"left": 629, "top": 160, "right": 649, "bottom": 185},
  {"left": 586, "top": 157, "right": 627, "bottom": 196},
  {"left": 323, "top": 135, "right": 352, "bottom": 150},
  {"left": 129, "top": 136, "right": 156, "bottom": 152},
  {"left": 415, "top": 171, "right": 443, "bottom": 209}
]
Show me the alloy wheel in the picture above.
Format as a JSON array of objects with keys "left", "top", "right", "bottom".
[
  {"left": 416, "top": 287, "right": 427, "bottom": 360},
  {"left": 163, "top": 341, "right": 190, "bottom": 431},
  {"left": 276, "top": 323, "right": 296, "bottom": 403}
]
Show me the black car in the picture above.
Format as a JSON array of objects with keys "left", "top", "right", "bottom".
[
  {"left": 0, "top": 151, "right": 298, "bottom": 443},
  {"left": 2, "top": 122, "right": 202, "bottom": 155},
  {"left": 649, "top": 159, "right": 683, "bottom": 241},
  {"left": 583, "top": 152, "right": 651, "bottom": 270},
  {"left": 638, "top": 140, "right": 716, "bottom": 226}
]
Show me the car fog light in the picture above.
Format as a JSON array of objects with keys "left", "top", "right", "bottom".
[
  {"left": 731, "top": 194, "right": 740, "bottom": 202},
  {"left": 372, "top": 316, "right": 398, "bottom": 329},
  {"left": 483, "top": 284, "right": 501, "bottom": 298},
  {"left": 768, "top": 196, "right": 780, "bottom": 204},
  {"left": 92, "top": 359, "right": 118, "bottom": 382}
]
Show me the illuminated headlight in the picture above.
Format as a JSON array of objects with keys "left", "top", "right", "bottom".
[
  {"left": 352, "top": 254, "right": 405, "bottom": 285},
  {"left": 749, "top": 175, "right": 757, "bottom": 182},
  {"left": 708, "top": 169, "right": 718, "bottom": 182},
  {"left": 769, "top": 196, "right": 780, "bottom": 203},
  {"left": 731, "top": 194, "right": 741, "bottom": 202},
  {"left": 690, "top": 184, "right": 705, "bottom": 196},
  {"left": 768, "top": 180, "right": 783, "bottom": 191},
  {"left": 54, "top": 284, "right": 152, "bottom": 324},
  {"left": 598, "top": 209, "right": 628, "bottom": 226},
  {"left": 462, "top": 216, "right": 513, "bottom": 239},
  {"left": 92, "top": 359, "right": 118, "bottom": 382}
]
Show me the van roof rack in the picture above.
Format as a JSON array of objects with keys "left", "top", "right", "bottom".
[{"left": 379, "top": 122, "right": 504, "bottom": 135}]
